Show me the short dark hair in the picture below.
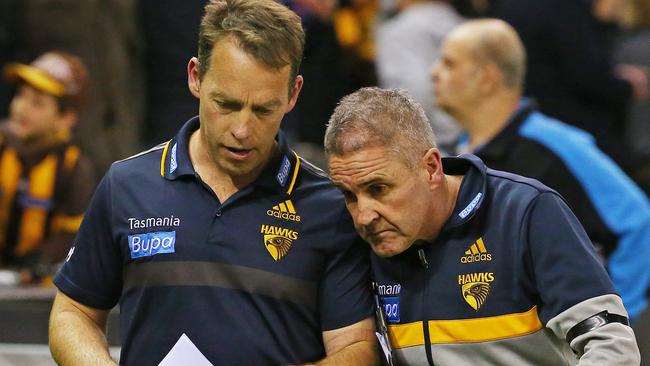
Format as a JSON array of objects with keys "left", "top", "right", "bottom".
[{"left": 197, "top": 0, "right": 305, "bottom": 92}]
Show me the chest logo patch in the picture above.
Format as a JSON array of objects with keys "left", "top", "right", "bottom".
[
  {"left": 461, "top": 237, "right": 492, "bottom": 263},
  {"left": 261, "top": 224, "right": 299, "bottom": 261},
  {"left": 458, "top": 272, "right": 494, "bottom": 311},
  {"left": 267, "top": 199, "right": 301, "bottom": 222},
  {"left": 128, "top": 231, "right": 176, "bottom": 259}
]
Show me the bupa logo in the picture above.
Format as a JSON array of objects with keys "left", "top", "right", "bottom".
[
  {"left": 128, "top": 231, "right": 176, "bottom": 259},
  {"left": 276, "top": 155, "right": 291, "bottom": 187},
  {"left": 381, "top": 297, "right": 400, "bottom": 323},
  {"left": 376, "top": 283, "right": 401, "bottom": 323}
]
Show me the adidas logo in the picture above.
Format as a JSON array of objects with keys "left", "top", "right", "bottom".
[
  {"left": 266, "top": 200, "right": 301, "bottom": 222},
  {"left": 460, "top": 237, "right": 492, "bottom": 263}
]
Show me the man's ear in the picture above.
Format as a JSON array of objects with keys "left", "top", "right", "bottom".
[
  {"left": 187, "top": 57, "right": 201, "bottom": 98},
  {"left": 479, "top": 63, "right": 502, "bottom": 95},
  {"left": 285, "top": 75, "right": 303, "bottom": 113},
  {"left": 422, "top": 148, "right": 443, "bottom": 189}
]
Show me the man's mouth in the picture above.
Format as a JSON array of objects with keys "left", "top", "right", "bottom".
[
  {"left": 366, "top": 229, "right": 394, "bottom": 240},
  {"left": 225, "top": 146, "right": 253, "bottom": 159}
]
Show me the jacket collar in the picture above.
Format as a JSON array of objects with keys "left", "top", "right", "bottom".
[{"left": 440, "top": 154, "right": 488, "bottom": 231}]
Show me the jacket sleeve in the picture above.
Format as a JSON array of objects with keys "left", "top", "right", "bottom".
[{"left": 524, "top": 192, "right": 639, "bottom": 365}]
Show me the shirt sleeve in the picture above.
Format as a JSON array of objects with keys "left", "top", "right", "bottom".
[
  {"left": 318, "top": 205, "right": 374, "bottom": 331},
  {"left": 53, "top": 168, "right": 123, "bottom": 310},
  {"left": 524, "top": 192, "right": 639, "bottom": 363}
]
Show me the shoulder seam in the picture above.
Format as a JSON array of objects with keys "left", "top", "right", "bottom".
[
  {"left": 114, "top": 142, "right": 168, "bottom": 164},
  {"left": 486, "top": 170, "right": 553, "bottom": 195},
  {"left": 299, "top": 157, "right": 329, "bottom": 178}
]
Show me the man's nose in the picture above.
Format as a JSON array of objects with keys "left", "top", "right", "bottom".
[
  {"left": 232, "top": 110, "right": 253, "bottom": 140},
  {"left": 430, "top": 61, "right": 441, "bottom": 82},
  {"left": 354, "top": 197, "right": 379, "bottom": 227}
]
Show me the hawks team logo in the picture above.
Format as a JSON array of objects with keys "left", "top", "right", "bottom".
[
  {"left": 458, "top": 272, "right": 494, "bottom": 311},
  {"left": 260, "top": 224, "right": 299, "bottom": 261},
  {"left": 462, "top": 282, "right": 491, "bottom": 311}
]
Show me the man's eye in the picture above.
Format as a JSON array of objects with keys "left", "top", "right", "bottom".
[
  {"left": 342, "top": 190, "right": 357, "bottom": 203},
  {"left": 369, "top": 185, "right": 387, "bottom": 196},
  {"left": 215, "top": 101, "right": 239, "bottom": 111},
  {"left": 254, "top": 108, "right": 273, "bottom": 117}
]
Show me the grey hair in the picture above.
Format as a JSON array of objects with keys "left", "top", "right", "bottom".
[{"left": 324, "top": 87, "right": 436, "bottom": 168}]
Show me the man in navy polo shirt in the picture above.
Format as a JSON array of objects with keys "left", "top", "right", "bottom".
[
  {"left": 48, "top": 1, "right": 377, "bottom": 365},
  {"left": 325, "top": 87, "right": 639, "bottom": 365}
]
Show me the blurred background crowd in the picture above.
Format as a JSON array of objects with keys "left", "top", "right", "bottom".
[
  {"left": 1, "top": 0, "right": 649, "bottom": 182},
  {"left": 0, "top": 0, "right": 649, "bottom": 363}
]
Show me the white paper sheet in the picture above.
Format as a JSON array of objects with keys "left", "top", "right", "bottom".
[{"left": 158, "top": 333, "right": 214, "bottom": 366}]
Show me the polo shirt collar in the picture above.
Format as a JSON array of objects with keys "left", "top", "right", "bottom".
[
  {"left": 160, "top": 116, "right": 198, "bottom": 180},
  {"left": 253, "top": 130, "right": 301, "bottom": 195},
  {"left": 160, "top": 116, "right": 300, "bottom": 195}
]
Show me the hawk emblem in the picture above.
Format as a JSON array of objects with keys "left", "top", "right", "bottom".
[
  {"left": 462, "top": 282, "right": 490, "bottom": 311},
  {"left": 264, "top": 234, "right": 294, "bottom": 261}
]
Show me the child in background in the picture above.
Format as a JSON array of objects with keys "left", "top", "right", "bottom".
[{"left": 0, "top": 51, "right": 95, "bottom": 284}]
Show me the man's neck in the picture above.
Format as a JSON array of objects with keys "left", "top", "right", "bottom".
[
  {"left": 425, "top": 173, "right": 464, "bottom": 242},
  {"left": 457, "top": 93, "right": 520, "bottom": 151}
]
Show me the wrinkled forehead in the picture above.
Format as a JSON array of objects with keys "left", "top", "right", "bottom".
[{"left": 328, "top": 147, "right": 405, "bottom": 187}]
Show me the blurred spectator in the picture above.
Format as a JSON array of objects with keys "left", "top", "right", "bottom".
[
  {"left": 488, "top": 0, "right": 648, "bottom": 172},
  {"left": 3, "top": 0, "right": 144, "bottom": 179},
  {"left": 0, "top": 0, "right": 17, "bottom": 118},
  {"left": 450, "top": 0, "right": 490, "bottom": 17},
  {"left": 282, "top": 0, "right": 373, "bottom": 169},
  {"left": 376, "top": 0, "right": 463, "bottom": 153},
  {"left": 283, "top": 0, "right": 350, "bottom": 146},
  {"left": 0, "top": 51, "right": 95, "bottom": 284},
  {"left": 138, "top": 0, "right": 205, "bottom": 149},
  {"left": 616, "top": 0, "right": 650, "bottom": 194},
  {"left": 432, "top": 19, "right": 650, "bottom": 321},
  {"left": 333, "top": 0, "right": 379, "bottom": 87}
]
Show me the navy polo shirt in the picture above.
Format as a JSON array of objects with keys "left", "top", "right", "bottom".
[{"left": 54, "top": 116, "right": 374, "bottom": 365}]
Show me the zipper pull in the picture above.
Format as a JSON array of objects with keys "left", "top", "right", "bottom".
[{"left": 418, "top": 248, "right": 429, "bottom": 269}]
